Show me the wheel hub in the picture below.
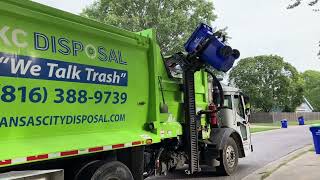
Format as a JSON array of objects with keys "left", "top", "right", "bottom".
[{"left": 226, "top": 145, "right": 236, "bottom": 168}]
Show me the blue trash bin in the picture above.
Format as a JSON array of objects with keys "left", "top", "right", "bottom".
[
  {"left": 298, "top": 116, "right": 304, "bottom": 125},
  {"left": 184, "top": 23, "right": 240, "bottom": 72},
  {"left": 281, "top": 119, "right": 288, "bottom": 128},
  {"left": 310, "top": 126, "right": 320, "bottom": 154}
]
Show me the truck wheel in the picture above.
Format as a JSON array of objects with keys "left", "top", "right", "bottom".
[
  {"left": 217, "top": 137, "right": 239, "bottom": 176},
  {"left": 75, "top": 160, "right": 134, "bottom": 180}
]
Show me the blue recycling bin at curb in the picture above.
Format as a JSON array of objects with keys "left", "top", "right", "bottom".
[
  {"left": 298, "top": 116, "right": 305, "bottom": 125},
  {"left": 281, "top": 119, "right": 288, "bottom": 128},
  {"left": 310, "top": 126, "right": 320, "bottom": 154}
]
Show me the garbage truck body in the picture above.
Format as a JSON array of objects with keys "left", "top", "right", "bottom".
[{"left": 0, "top": 1, "right": 252, "bottom": 179}]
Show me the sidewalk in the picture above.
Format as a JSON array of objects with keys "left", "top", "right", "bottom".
[
  {"left": 243, "top": 145, "right": 320, "bottom": 180},
  {"left": 267, "top": 151, "right": 320, "bottom": 180}
]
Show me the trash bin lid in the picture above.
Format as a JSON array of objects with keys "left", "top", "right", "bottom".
[{"left": 310, "top": 125, "right": 320, "bottom": 132}]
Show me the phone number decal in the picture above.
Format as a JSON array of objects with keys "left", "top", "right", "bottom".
[{"left": 0, "top": 85, "right": 127, "bottom": 104}]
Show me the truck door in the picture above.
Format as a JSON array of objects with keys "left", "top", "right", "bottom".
[{"left": 233, "top": 95, "right": 252, "bottom": 156}]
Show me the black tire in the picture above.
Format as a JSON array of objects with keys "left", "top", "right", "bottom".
[
  {"left": 76, "top": 160, "right": 134, "bottom": 180},
  {"left": 217, "top": 137, "right": 239, "bottom": 176}
]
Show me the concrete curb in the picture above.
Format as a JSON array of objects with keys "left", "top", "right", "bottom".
[{"left": 242, "top": 144, "right": 313, "bottom": 180}]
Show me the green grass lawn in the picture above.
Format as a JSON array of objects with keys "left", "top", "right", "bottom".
[
  {"left": 303, "top": 120, "right": 320, "bottom": 125},
  {"left": 250, "top": 120, "right": 320, "bottom": 133},
  {"left": 250, "top": 127, "right": 279, "bottom": 133},
  {"left": 252, "top": 120, "right": 320, "bottom": 127},
  {"left": 287, "top": 119, "right": 320, "bottom": 126}
]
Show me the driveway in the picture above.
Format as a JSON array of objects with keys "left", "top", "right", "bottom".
[{"left": 149, "top": 125, "right": 313, "bottom": 180}]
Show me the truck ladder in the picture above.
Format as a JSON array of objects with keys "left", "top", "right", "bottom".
[{"left": 183, "top": 69, "right": 200, "bottom": 174}]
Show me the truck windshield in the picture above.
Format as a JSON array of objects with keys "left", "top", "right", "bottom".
[
  {"left": 224, "top": 95, "right": 232, "bottom": 109},
  {"left": 234, "top": 95, "right": 245, "bottom": 118}
]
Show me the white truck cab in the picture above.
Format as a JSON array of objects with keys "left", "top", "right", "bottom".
[
  {"left": 219, "top": 85, "right": 253, "bottom": 156},
  {"left": 204, "top": 80, "right": 253, "bottom": 175}
]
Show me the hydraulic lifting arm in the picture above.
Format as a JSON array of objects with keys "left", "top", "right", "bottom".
[{"left": 179, "top": 23, "right": 240, "bottom": 174}]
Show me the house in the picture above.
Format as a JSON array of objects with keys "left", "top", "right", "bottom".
[{"left": 296, "top": 97, "right": 314, "bottom": 112}]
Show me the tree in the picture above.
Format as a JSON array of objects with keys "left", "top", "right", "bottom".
[
  {"left": 229, "top": 55, "right": 304, "bottom": 112},
  {"left": 287, "top": 0, "right": 319, "bottom": 9},
  {"left": 81, "top": 0, "right": 217, "bottom": 55},
  {"left": 302, "top": 70, "right": 320, "bottom": 111}
]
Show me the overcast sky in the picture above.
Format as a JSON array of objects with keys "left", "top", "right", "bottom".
[{"left": 32, "top": 0, "right": 320, "bottom": 72}]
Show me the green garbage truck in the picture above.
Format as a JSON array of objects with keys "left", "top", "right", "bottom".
[{"left": 0, "top": 1, "right": 252, "bottom": 179}]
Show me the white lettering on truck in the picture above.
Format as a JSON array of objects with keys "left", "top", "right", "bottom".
[
  {"left": 10, "top": 58, "right": 41, "bottom": 76},
  {"left": 0, "top": 53, "right": 128, "bottom": 86},
  {"left": 47, "top": 63, "right": 81, "bottom": 80},
  {"left": 0, "top": 26, "right": 28, "bottom": 48},
  {"left": 85, "top": 68, "right": 123, "bottom": 84}
]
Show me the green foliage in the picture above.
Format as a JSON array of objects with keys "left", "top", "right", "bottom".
[
  {"left": 229, "top": 55, "right": 304, "bottom": 112},
  {"left": 287, "top": 0, "right": 319, "bottom": 9},
  {"left": 302, "top": 70, "right": 320, "bottom": 111},
  {"left": 81, "top": 0, "right": 217, "bottom": 55}
]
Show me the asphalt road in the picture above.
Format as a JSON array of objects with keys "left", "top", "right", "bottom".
[{"left": 149, "top": 125, "right": 313, "bottom": 180}]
